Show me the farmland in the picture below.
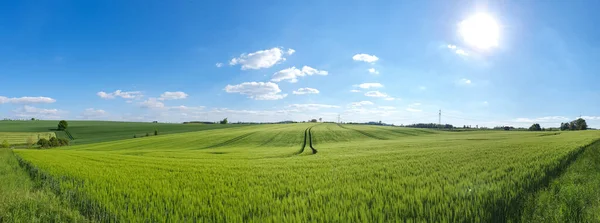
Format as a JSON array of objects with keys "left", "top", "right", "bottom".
[
  {"left": 0, "top": 120, "right": 246, "bottom": 145},
  {"left": 9, "top": 123, "right": 600, "bottom": 222},
  {"left": 0, "top": 132, "right": 56, "bottom": 145}
]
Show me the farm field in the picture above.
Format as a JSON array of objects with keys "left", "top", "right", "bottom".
[
  {"left": 12, "top": 123, "right": 600, "bottom": 222},
  {"left": 0, "top": 132, "right": 56, "bottom": 145},
  {"left": 0, "top": 120, "right": 247, "bottom": 145}
]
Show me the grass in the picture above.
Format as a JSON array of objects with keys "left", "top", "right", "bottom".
[
  {"left": 521, "top": 139, "right": 600, "bottom": 222},
  {"left": 0, "top": 148, "right": 87, "bottom": 222},
  {"left": 11, "top": 123, "right": 600, "bottom": 222},
  {"left": 0, "top": 132, "right": 56, "bottom": 145},
  {"left": 0, "top": 120, "right": 247, "bottom": 145}
]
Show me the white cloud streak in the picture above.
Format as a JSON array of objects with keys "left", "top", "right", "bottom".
[
  {"left": 352, "top": 54, "right": 379, "bottom": 63},
  {"left": 292, "top": 88, "right": 319, "bottom": 95},
  {"left": 0, "top": 96, "right": 56, "bottom": 104},
  {"left": 229, "top": 47, "right": 294, "bottom": 70},
  {"left": 224, "top": 82, "right": 287, "bottom": 100},
  {"left": 271, "top": 66, "right": 328, "bottom": 83}
]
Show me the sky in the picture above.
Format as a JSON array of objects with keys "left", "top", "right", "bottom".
[{"left": 1, "top": 0, "right": 600, "bottom": 128}]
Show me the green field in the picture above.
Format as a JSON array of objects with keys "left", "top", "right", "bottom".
[
  {"left": 0, "top": 120, "right": 246, "bottom": 145},
  {"left": 0, "top": 132, "right": 56, "bottom": 145},
  {"left": 11, "top": 123, "right": 600, "bottom": 222}
]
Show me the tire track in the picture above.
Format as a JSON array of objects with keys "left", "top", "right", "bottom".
[
  {"left": 337, "top": 124, "right": 387, "bottom": 140},
  {"left": 199, "top": 132, "right": 256, "bottom": 149},
  {"left": 308, "top": 127, "right": 318, "bottom": 154},
  {"left": 295, "top": 127, "right": 310, "bottom": 155}
]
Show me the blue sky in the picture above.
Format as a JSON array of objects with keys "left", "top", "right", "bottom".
[{"left": 1, "top": 0, "right": 600, "bottom": 127}]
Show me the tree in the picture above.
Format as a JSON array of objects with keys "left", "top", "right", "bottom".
[
  {"left": 31, "top": 118, "right": 35, "bottom": 121},
  {"left": 37, "top": 138, "right": 50, "bottom": 148},
  {"left": 1, "top": 140, "right": 9, "bottom": 148},
  {"left": 146, "top": 133, "right": 150, "bottom": 137},
  {"left": 154, "top": 129, "right": 158, "bottom": 136},
  {"left": 58, "top": 120, "right": 69, "bottom": 130},
  {"left": 319, "top": 118, "right": 322, "bottom": 122},
  {"left": 575, "top": 118, "right": 588, "bottom": 130},
  {"left": 134, "top": 135, "right": 137, "bottom": 138},
  {"left": 310, "top": 119, "right": 318, "bottom": 123},
  {"left": 58, "top": 138, "right": 69, "bottom": 146},
  {"left": 220, "top": 118, "right": 228, "bottom": 124},
  {"left": 529, "top": 123, "right": 542, "bottom": 131}
]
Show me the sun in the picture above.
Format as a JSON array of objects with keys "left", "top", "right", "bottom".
[{"left": 459, "top": 13, "right": 500, "bottom": 49}]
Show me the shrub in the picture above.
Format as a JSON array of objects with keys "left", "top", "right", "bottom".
[
  {"left": 154, "top": 130, "right": 158, "bottom": 136},
  {"left": 58, "top": 120, "right": 69, "bottom": 130},
  {"left": 1, "top": 140, "right": 9, "bottom": 148}
]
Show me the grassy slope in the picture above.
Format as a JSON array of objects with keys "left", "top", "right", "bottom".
[
  {"left": 0, "top": 148, "right": 87, "bottom": 222},
  {"left": 13, "top": 123, "right": 600, "bottom": 221},
  {"left": 0, "top": 120, "right": 246, "bottom": 145},
  {"left": 521, "top": 140, "right": 600, "bottom": 222}
]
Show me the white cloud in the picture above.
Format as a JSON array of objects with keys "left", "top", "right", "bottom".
[
  {"left": 352, "top": 54, "right": 379, "bottom": 63},
  {"left": 368, "top": 68, "right": 380, "bottom": 75},
  {"left": 0, "top": 96, "right": 56, "bottom": 104},
  {"left": 292, "top": 88, "right": 319, "bottom": 95},
  {"left": 483, "top": 101, "right": 489, "bottom": 105},
  {"left": 349, "top": 101, "right": 374, "bottom": 107},
  {"left": 287, "top": 104, "right": 340, "bottom": 111},
  {"left": 514, "top": 116, "right": 570, "bottom": 123},
  {"left": 12, "top": 105, "right": 65, "bottom": 119},
  {"left": 364, "top": 91, "right": 389, "bottom": 98},
  {"left": 350, "top": 89, "right": 361, "bottom": 93},
  {"left": 419, "top": 86, "right": 427, "bottom": 90},
  {"left": 97, "top": 90, "right": 143, "bottom": 99},
  {"left": 457, "top": 78, "right": 472, "bottom": 85},
  {"left": 456, "top": 49, "right": 468, "bottom": 56},
  {"left": 82, "top": 108, "right": 107, "bottom": 116},
  {"left": 582, "top": 116, "right": 600, "bottom": 120},
  {"left": 271, "top": 66, "right": 328, "bottom": 83},
  {"left": 406, "top": 103, "right": 422, "bottom": 112},
  {"left": 383, "top": 97, "right": 396, "bottom": 101},
  {"left": 355, "top": 83, "right": 384, "bottom": 89},
  {"left": 224, "top": 82, "right": 287, "bottom": 100},
  {"left": 378, "top": 106, "right": 396, "bottom": 110},
  {"left": 216, "top": 63, "right": 224, "bottom": 68},
  {"left": 229, "top": 47, "right": 293, "bottom": 70},
  {"left": 406, "top": 108, "right": 422, "bottom": 112},
  {"left": 447, "top": 44, "right": 457, "bottom": 49},
  {"left": 140, "top": 98, "right": 165, "bottom": 108},
  {"left": 159, "top": 91, "right": 188, "bottom": 100}
]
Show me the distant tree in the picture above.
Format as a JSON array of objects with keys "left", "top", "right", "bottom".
[
  {"left": 1, "top": 140, "right": 9, "bottom": 148},
  {"left": 220, "top": 118, "right": 228, "bottom": 124},
  {"left": 49, "top": 137, "right": 60, "bottom": 147},
  {"left": 319, "top": 118, "right": 322, "bottom": 122},
  {"left": 529, "top": 123, "right": 542, "bottom": 131},
  {"left": 310, "top": 119, "right": 318, "bottom": 123},
  {"left": 146, "top": 133, "right": 150, "bottom": 137},
  {"left": 154, "top": 129, "right": 158, "bottom": 136},
  {"left": 31, "top": 118, "right": 35, "bottom": 121},
  {"left": 134, "top": 135, "right": 137, "bottom": 138},
  {"left": 575, "top": 118, "right": 588, "bottom": 130},
  {"left": 504, "top": 126, "right": 510, "bottom": 131},
  {"left": 57, "top": 120, "right": 69, "bottom": 130},
  {"left": 37, "top": 138, "right": 50, "bottom": 148}
]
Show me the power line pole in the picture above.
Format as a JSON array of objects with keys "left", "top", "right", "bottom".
[{"left": 438, "top": 109, "right": 441, "bottom": 129}]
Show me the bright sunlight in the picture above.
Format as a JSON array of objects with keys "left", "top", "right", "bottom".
[{"left": 459, "top": 13, "right": 500, "bottom": 49}]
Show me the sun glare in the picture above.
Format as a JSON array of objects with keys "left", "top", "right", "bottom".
[{"left": 459, "top": 13, "right": 499, "bottom": 49}]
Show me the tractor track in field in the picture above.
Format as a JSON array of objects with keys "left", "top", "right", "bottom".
[
  {"left": 308, "top": 127, "right": 317, "bottom": 154},
  {"left": 199, "top": 132, "right": 256, "bottom": 149},
  {"left": 295, "top": 126, "right": 318, "bottom": 155},
  {"left": 337, "top": 124, "right": 388, "bottom": 140}
]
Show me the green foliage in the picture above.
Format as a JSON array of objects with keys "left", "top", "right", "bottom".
[
  {"left": 57, "top": 120, "right": 68, "bottom": 130},
  {"left": 0, "top": 148, "right": 87, "bottom": 222},
  {"left": 220, "top": 118, "right": 228, "bottom": 124},
  {"left": 145, "top": 133, "right": 150, "bottom": 137},
  {"left": 1, "top": 140, "right": 9, "bottom": 148},
  {"left": 13, "top": 124, "right": 600, "bottom": 221},
  {"left": 37, "top": 137, "right": 69, "bottom": 148},
  {"left": 561, "top": 118, "right": 587, "bottom": 131},
  {"left": 529, "top": 123, "right": 542, "bottom": 131},
  {"left": 310, "top": 119, "right": 318, "bottom": 122},
  {"left": 154, "top": 130, "right": 158, "bottom": 136}
]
